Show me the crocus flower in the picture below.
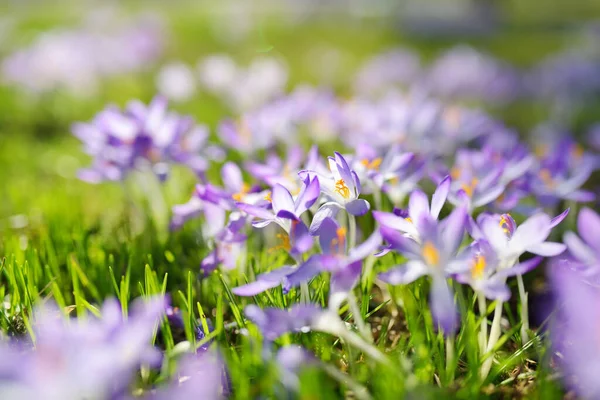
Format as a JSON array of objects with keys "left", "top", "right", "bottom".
[
  {"left": 528, "top": 138, "right": 596, "bottom": 206},
  {"left": 284, "top": 217, "right": 382, "bottom": 306},
  {"left": 236, "top": 176, "right": 320, "bottom": 233},
  {"left": 563, "top": 207, "right": 600, "bottom": 279},
  {"left": 454, "top": 240, "right": 542, "bottom": 301},
  {"left": 549, "top": 263, "right": 600, "bottom": 398},
  {"left": 351, "top": 143, "right": 419, "bottom": 196},
  {"left": 373, "top": 176, "right": 451, "bottom": 244},
  {"left": 150, "top": 351, "right": 228, "bottom": 400},
  {"left": 74, "top": 96, "right": 218, "bottom": 182},
  {"left": 301, "top": 152, "right": 370, "bottom": 233},
  {"left": 246, "top": 145, "right": 321, "bottom": 194},
  {"left": 0, "top": 296, "right": 166, "bottom": 400},
  {"left": 422, "top": 45, "right": 521, "bottom": 105},
  {"left": 470, "top": 212, "right": 568, "bottom": 269},
  {"left": 377, "top": 206, "right": 468, "bottom": 333}
]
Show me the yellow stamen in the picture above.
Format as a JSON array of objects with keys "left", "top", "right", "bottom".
[
  {"left": 450, "top": 167, "right": 461, "bottom": 180},
  {"left": 335, "top": 179, "right": 351, "bottom": 199},
  {"left": 269, "top": 233, "right": 291, "bottom": 253},
  {"left": 499, "top": 213, "right": 511, "bottom": 233},
  {"left": 405, "top": 217, "right": 413, "bottom": 224},
  {"left": 232, "top": 183, "right": 250, "bottom": 202},
  {"left": 264, "top": 191, "right": 272, "bottom": 203},
  {"left": 539, "top": 169, "right": 555, "bottom": 188},
  {"left": 571, "top": 144, "right": 584, "bottom": 159},
  {"left": 471, "top": 255, "right": 486, "bottom": 279},
  {"left": 422, "top": 241, "right": 440, "bottom": 266},
  {"left": 461, "top": 178, "right": 479, "bottom": 198},
  {"left": 335, "top": 227, "right": 347, "bottom": 253},
  {"left": 360, "top": 158, "right": 382, "bottom": 170}
]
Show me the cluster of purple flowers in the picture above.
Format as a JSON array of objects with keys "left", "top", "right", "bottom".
[
  {"left": 0, "top": 296, "right": 228, "bottom": 400},
  {"left": 1, "top": 13, "right": 164, "bottom": 97},
  {"left": 354, "top": 42, "right": 600, "bottom": 111},
  {"left": 64, "top": 36, "right": 600, "bottom": 395}
]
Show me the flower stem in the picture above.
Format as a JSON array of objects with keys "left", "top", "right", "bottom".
[
  {"left": 348, "top": 214, "right": 357, "bottom": 251},
  {"left": 445, "top": 334, "right": 455, "bottom": 384},
  {"left": 480, "top": 300, "right": 503, "bottom": 380},
  {"left": 477, "top": 292, "right": 488, "bottom": 354},
  {"left": 516, "top": 274, "right": 529, "bottom": 344}
]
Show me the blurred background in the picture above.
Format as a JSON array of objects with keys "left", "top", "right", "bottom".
[{"left": 1, "top": 0, "right": 600, "bottom": 221}]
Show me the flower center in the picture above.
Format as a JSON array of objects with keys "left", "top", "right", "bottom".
[
  {"left": 499, "top": 213, "right": 515, "bottom": 239},
  {"left": 471, "top": 254, "right": 486, "bottom": 279},
  {"left": 539, "top": 168, "right": 555, "bottom": 188},
  {"left": 269, "top": 233, "right": 291, "bottom": 253},
  {"left": 360, "top": 157, "right": 382, "bottom": 170},
  {"left": 232, "top": 183, "right": 250, "bottom": 202},
  {"left": 335, "top": 179, "right": 351, "bottom": 199},
  {"left": 461, "top": 178, "right": 479, "bottom": 198},
  {"left": 264, "top": 192, "right": 272, "bottom": 203},
  {"left": 330, "top": 227, "right": 347, "bottom": 254},
  {"left": 571, "top": 144, "right": 584, "bottom": 159},
  {"left": 422, "top": 241, "right": 440, "bottom": 266},
  {"left": 450, "top": 167, "right": 461, "bottom": 180}
]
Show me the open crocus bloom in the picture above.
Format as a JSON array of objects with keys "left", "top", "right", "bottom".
[
  {"left": 454, "top": 240, "right": 542, "bottom": 301},
  {"left": 301, "top": 152, "right": 370, "bottom": 234},
  {"left": 236, "top": 176, "right": 320, "bottom": 233},
  {"left": 471, "top": 211, "right": 568, "bottom": 269},
  {"left": 373, "top": 176, "right": 451, "bottom": 243},
  {"left": 378, "top": 206, "right": 468, "bottom": 333}
]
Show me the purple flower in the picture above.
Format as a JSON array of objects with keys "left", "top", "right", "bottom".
[
  {"left": 353, "top": 48, "right": 421, "bottom": 96},
  {"left": 0, "top": 296, "right": 166, "bottom": 399},
  {"left": 549, "top": 263, "right": 600, "bottom": 398},
  {"left": 150, "top": 351, "right": 228, "bottom": 400},
  {"left": 377, "top": 206, "right": 468, "bottom": 333},
  {"left": 470, "top": 211, "right": 568, "bottom": 269},
  {"left": 563, "top": 207, "right": 600, "bottom": 278},
  {"left": 74, "top": 96, "right": 218, "bottom": 182},
  {"left": 528, "top": 137, "right": 596, "bottom": 206},
  {"left": 246, "top": 145, "right": 320, "bottom": 194},
  {"left": 454, "top": 240, "right": 542, "bottom": 301},
  {"left": 236, "top": 176, "right": 320, "bottom": 233},
  {"left": 302, "top": 152, "right": 370, "bottom": 233},
  {"left": 373, "top": 176, "right": 451, "bottom": 244},
  {"left": 284, "top": 218, "right": 381, "bottom": 302},
  {"left": 422, "top": 45, "right": 521, "bottom": 105},
  {"left": 351, "top": 143, "right": 421, "bottom": 197}
]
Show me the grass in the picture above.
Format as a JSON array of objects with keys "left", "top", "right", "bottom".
[{"left": 0, "top": 4, "right": 598, "bottom": 398}]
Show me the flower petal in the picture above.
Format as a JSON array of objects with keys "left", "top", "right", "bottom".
[
  {"left": 430, "top": 176, "right": 450, "bottom": 219},
  {"left": 564, "top": 231, "right": 597, "bottom": 264},
  {"left": 346, "top": 199, "right": 370, "bottom": 216},
  {"left": 526, "top": 242, "right": 566, "bottom": 257},
  {"left": 330, "top": 261, "right": 362, "bottom": 294},
  {"left": 272, "top": 184, "right": 295, "bottom": 215},
  {"left": 294, "top": 176, "right": 320, "bottom": 216},
  {"left": 379, "top": 261, "right": 428, "bottom": 285},
  {"left": 429, "top": 277, "right": 458, "bottom": 334},
  {"left": 578, "top": 207, "right": 600, "bottom": 250},
  {"left": 236, "top": 202, "right": 274, "bottom": 221},
  {"left": 309, "top": 202, "right": 342, "bottom": 235},
  {"left": 408, "top": 189, "right": 430, "bottom": 223}
]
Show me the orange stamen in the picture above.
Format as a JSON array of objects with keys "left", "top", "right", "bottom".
[{"left": 335, "top": 179, "right": 351, "bottom": 199}]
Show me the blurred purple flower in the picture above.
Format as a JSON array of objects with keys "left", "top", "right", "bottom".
[
  {"left": 549, "top": 262, "right": 600, "bottom": 398},
  {"left": 0, "top": 296, "right": 166, "bottom": 399},
  {"left": 563, "top": 207, "right": 600, "bottom": 278},
  {"left": 377, "top": 206, "right": 468, "bottom": 333},
  {"left": 74, "top": 96, "right": 219, "bottom": 182}
]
